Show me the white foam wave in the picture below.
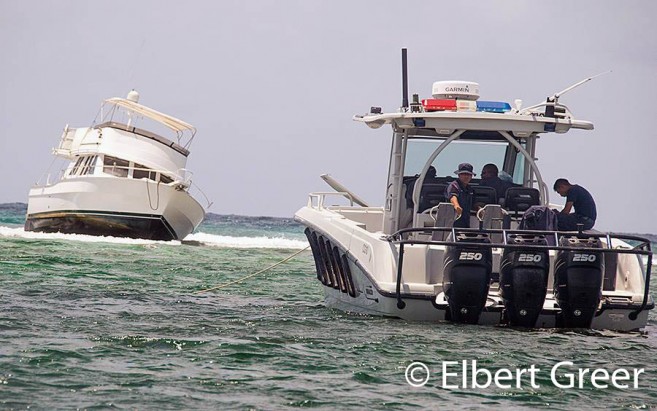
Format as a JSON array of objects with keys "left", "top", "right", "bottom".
[
  {"left": 184, "top": 232, "right": 308, "bottom": 249},
  {"left": 0, "top": 226, "right": 308, "bottom": 249},
  {"left": 0, "top": 225, "right": 180, "bottom": 245}
]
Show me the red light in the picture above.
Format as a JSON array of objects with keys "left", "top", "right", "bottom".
[{"left": 421, "top": 99, "right": 457, "bottom": 112}]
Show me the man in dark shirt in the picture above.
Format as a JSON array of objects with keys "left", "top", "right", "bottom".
[
  {"left": 553, "top": 178, "right": 597, "bottom": 230},
  {"left": 480, "top": 163, "right": 516, "bottom": 201},
  {"left": 446, "top": 163, "right": 475, "bottom": 228}
]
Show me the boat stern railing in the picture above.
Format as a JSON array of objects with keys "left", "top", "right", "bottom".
[
  {"left": 53, "top": 124, "right": 76, "bottom": 156},
  {"left": 307, "top": 192, "right": 356, "bottom": 210},
  {"left": 386, "top": 226, "right": 653, "bottom": 319}
]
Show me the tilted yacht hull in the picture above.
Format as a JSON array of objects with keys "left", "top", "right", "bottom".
[{"left": 25, "top": 177, "right": 204, "bottom": 241}]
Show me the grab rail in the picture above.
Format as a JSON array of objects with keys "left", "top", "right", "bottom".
[
  {"left": 387, "top": 227, "right": 653, "bottom": 320},
  {"left": 307, "top": 192, "right": 355, "bottom": 210}
]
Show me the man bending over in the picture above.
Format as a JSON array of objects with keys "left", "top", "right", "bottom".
[{"left": 553, "top": 178, "right": 597, "bottom": 231}]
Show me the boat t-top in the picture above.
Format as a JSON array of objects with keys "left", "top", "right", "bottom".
[
  {"left": 25, "top": 91, "right": 207, "bottom": 241},
  {"left": 295, "top": 50, "right": 653, "bottom": 331}
]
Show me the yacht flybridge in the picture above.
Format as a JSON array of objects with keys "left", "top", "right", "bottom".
[
  {"left": 25, "top": 91, "right": 206, "bottom": 240},
  {"left": 294, "top": 51, "right": 653, "bottom": 331}
]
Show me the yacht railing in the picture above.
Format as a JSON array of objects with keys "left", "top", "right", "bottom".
[
  {"left": 54, "top": 124, "right": 76, "bottom": 156},
  {"left": 187, "top": 180, "right": 213, "bottom": 209},
  {"left": 307, "top": 192, "right": 355, "bottom": 210},
  {"left": 386, "top": 227, "right": 653, "bottom": 319}
]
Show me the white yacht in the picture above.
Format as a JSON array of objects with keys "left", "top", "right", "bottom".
[
  {"left": 295, "top": 51, "right": 653, "bottom": 331},
  {"left": 25, "top": 91, "right": 206, "bottom": 241}
]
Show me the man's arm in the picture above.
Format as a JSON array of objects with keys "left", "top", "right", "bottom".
[
  {"left": 450, "top": 195, "right": 462, "bottom": 217},
  {"left": 561, "top": 201, "right": 573, "bottom": 214}
]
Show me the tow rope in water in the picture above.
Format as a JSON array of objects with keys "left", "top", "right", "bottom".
[{"left": 195, "top": 246, "right": 310, "bottom": 293}]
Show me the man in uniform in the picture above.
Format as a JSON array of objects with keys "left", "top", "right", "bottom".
[
  {"left": 480, "top": 163, "right": 516, "bottom": 202},
  {"left": 553, "top": 178, "right": 597, "bottom": 230},
  {"left": 446, "top": 163, "right": 476, "bottom": 228}
]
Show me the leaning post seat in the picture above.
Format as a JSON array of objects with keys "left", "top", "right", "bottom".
[
  {"left": 419, "top": 183, "right": 448, "bottom": 212},
  {"left": 402, "top": 176, "right": 419, "bottom": 208},
  {"left": 499, "top": 233, "right": 550, "bottom": 328},
  {"left": 442, "top": 231, "right": 493, "bottom": 324},
  {"left": 477, "top": 204, "right": 510, "bottom": 243},
  {"left": 553, "top": 235, "right": 604, "bottom": 328},
  {"left": 504, "top": 187, "right": 541, "bottom": 217},
  {"left": 472, "top": 185, "right": 498, "bottom": 208},
  {"left": 430, "top": 203, "right": 456, "bottom": 241}
]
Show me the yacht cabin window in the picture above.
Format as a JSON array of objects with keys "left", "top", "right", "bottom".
[
  {"left": 70, "top": 157, "right": 85, "bottom": 176},
  {"left": 133, "top": 163, "right": 155, "bottom": 181},
  {"left": 103, "top": 155, "right": 129, "bottom": 178},
  {"left": 133, "top": 163, "right": 174, "bottom": 184},
  {"left": 80, "top": 155, "right": 97, "bottom": 176},
  {"left": 69, "top": 155, "right": 98, "bottom": 177},
  {"left": 95, "top": 155, "right": 176, "bottom": 183}
]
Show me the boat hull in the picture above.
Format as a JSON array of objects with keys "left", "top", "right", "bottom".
[
  {"left": 317, "top": 246, "right": 651, "bottom": 332},
  {"left": 25, "top": 177, "right": 204, "bottom": 240},
  {"left": 296, "top": 205, "right": 653, "bottom": 332},
  {"left": 321, "top": 277, "right": 651, "bottom": 332},
  {"left": 25, "top": 210, "right": 178, "bottom": 240}
]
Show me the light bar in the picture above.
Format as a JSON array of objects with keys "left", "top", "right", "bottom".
[
  {"left": 421, "top": 98, "right": 512, "bottom": 113},
  {"left": 476, "top": 101, "right": 511, "bottom": 113},
  {"left": 457, "top": 100, "right": 476, "bottom": 112},
  {"left": 421, "top": 99, "right": 456, "bottom": 112}
]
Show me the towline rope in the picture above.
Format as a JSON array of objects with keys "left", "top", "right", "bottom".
[{"left": 195, "top": 245, "right": 311, "bottom": 293}]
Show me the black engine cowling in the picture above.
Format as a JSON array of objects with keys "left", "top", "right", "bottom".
[
  {"left": 499, "top": 234, "right": 550, "bottom": 328},
  {"left": 443, "top": 232, "right": 492, "bottom": 324},
  {"left": 554, "top": 236, "right": 604, "bottom": 328}
]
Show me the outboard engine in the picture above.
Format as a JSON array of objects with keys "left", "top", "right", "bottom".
[
  {"left": 499, "top": 234, "right": 550, "bottom": 328},
  {"left": 554, "top": 236, "right": 604, "bottom": 328},
  {"left": 442, "top": 232, "right": 492, "bottom": 324}
]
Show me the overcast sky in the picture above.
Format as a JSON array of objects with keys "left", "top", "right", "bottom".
[{"left": 1, "top": 1, "right": 655, "bottom": 234}]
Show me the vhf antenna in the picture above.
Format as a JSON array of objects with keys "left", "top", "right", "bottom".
[
  {"left": 401, "top": 48, "right": 409, "bottom": 111},
  {"left": 551, "top": 70, "right": 611, "bottom": 103},
  {"left": 544, "top": 70, "right": 611, "bottom": 118}
]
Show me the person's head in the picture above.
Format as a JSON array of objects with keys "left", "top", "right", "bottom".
[
  {"left": 427, "top": 165, "right": 437, "bottom": 179},
  {"left": 553, "top": 178, "right": 572, "bottom": 197},
  {"left": 481, "top": 163, "right": 499, "bottom": 179},
  {"left": 454, "top": 163, "right": 475, "bottom": 184}
]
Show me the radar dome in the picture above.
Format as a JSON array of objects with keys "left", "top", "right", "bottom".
[
  {"left": 432, "top": 81, "right": 480, "bottom": 100},
  {"left": 126, "top": 90, "right": 140, "bottom": 103}
]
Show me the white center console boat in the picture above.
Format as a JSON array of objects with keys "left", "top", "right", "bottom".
[{"left": 294, "top": 50, "right": 653, "bottom": 331}]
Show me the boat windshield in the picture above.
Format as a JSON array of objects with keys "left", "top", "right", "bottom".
[{"left": 404, "top": 138, "right": 525, "bottom": 185}]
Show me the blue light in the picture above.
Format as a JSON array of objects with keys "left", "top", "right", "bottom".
[
  {"left": 476, "top": 101, "right": 511, "bottom": 113},
  {"left": 413, "top": 118, "right": 426, "bottom": 127}
]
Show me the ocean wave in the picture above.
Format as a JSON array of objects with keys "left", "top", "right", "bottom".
[
  {"left": 184, "top": 232, "right": 308, "bottom": 249},
  {"left": 0, "top": 225, "right": 180, "bottom": 245},
  {"left": 0, "top": 226, "right": 308, "bottom": 250}
]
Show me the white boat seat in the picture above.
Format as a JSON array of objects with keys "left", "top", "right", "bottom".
[
  {"left": 430, "top": 203, "right": 456, "bottom": 241},
  {"left": 477, "top": 204, "right": 508, "bottom": 243}
]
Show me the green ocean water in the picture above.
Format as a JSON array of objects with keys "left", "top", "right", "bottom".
[{"left": 1, "top": 203, "right": 656, "bottom": 410}]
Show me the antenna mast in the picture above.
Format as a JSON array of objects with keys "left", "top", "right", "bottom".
[
  {"left": 552, "top": 70, "right": 611, "bottom": 102},
  {"left": 401, "top": 48, "right": 409, "bottom": 111}
]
